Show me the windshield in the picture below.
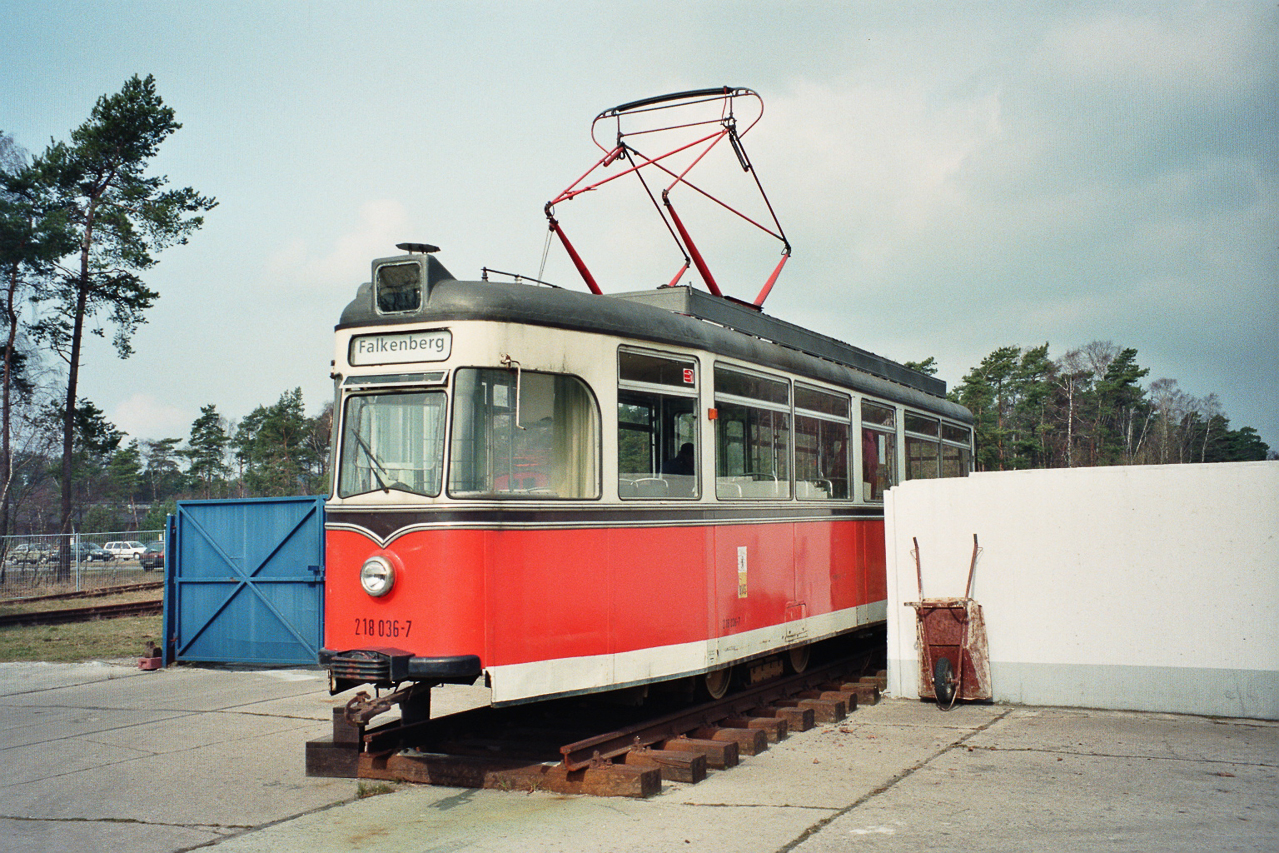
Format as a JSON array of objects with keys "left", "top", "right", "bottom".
[{"left": 338, "top": 391, "right": 446, "bottom": 497}]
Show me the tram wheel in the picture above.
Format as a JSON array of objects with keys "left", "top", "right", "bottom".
[
  {"left": 701, "top": 667, "right": 733, "bottom": 701},
  {"left": 786, "top": 645, "right": 811, "bottom": 674},
  {"left": 933, "top": 656, "right": 957, "bottom": 708}
]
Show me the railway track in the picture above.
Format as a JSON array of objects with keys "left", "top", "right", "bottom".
[
  {"left": 307, "top": 651, "right": 886, "bottom": 798},
  {"left": 5, "top": 581, "right": 163, "bottom": 604},
  {"left": 0, "top": 598, "right": 163, "bottom": 628}
]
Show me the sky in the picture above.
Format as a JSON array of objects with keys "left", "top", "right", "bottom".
[{"left": 2, "top": 0, "right": 1276, "bottom": 452}]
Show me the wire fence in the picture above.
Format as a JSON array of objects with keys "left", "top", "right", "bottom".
[{"left": 0, "top": 531, "right": 165, "bottom": 600}]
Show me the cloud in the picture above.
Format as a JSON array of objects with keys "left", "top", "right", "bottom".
[
  {"left": 1042, "top": 6, "right": 1264, "bottom": 93},
  {"left": 109, "top": 393, "right": 194, "bottom": 443},
  {"left": 757, "top": 78, "right": 1004, "bottom": 278},
  {"left": 266, "top": 199, "right": 413, "bottom": 291}
]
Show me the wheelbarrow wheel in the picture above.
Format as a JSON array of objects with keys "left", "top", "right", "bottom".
[{"left": 933, "top": 656, "right": 957, "bottom": 708}]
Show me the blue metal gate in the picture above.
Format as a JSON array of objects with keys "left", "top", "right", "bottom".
[{"left": 164, "top": 496, "right": 325, "bottom": 666}]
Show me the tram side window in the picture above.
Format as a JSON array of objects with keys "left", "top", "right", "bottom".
[
  {"left": 905, "top": 413, "right": 941, "bottom": 480},
  {"left": 617, "top": 349, "right": 699, "bottom": 499},
  {"left": 861, "top": 400, "right": 897, "bottom": 501},
  {"left": 794, "top": 384, "right": 851, "bottom": 500},
  {"left": 942, "top": 423, "right": 973, "bottom": 477},
  {"left": 715, "top": 366, "right": 791, "bottom": 499},
  {"left": 448, "top": 368, "right": 599, "bottom": 499},
  {"left": 338, "top": 391, "right": 446, "bottom": 498}
]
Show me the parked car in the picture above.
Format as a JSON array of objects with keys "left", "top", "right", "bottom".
[
  {"left": 140, "top": 541, "right": 165, "bottom": 571},
  {"left": 104, "top": 540, "right": 147, "bottom": 560},
  {"left": 5, "top": 543, "right": 52, "bottom": 565},
  {"left": 67, "top": 542, "right": 114, "bottom": 563}
]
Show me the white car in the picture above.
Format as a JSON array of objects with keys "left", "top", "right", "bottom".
[{"left": 104, "top": 540, "right": 147, "bottom": 560}]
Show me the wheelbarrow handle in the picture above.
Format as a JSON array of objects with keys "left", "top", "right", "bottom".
[
  {"left": 965, "top": 534, "right": 982, "bottom": 599},
  {"left": 912, "top": 536, "right": 923, "bottom": 598}
]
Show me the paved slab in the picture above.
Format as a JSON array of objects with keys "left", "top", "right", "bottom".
[
  {"left": 0, "top": 661, "right": 1275, "bottom": 852},
  {"left": 792, "top": 708, "right": 1278, "bottom": 852},
  {"left": 0, "top": 661, "right": 358, "bottom": 851}
]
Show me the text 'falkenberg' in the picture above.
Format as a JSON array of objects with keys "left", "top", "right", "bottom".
[{"left": 355, "top": 333, "right": 447, "bottom": 356}]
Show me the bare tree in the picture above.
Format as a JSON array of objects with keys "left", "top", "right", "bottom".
[{"left": 1053, "top": 348, "right": 1091, "bottom": 468}]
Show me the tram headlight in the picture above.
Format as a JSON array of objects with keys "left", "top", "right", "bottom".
[{"left": 359, "top": 556, "right": 396, "bottom": 597}]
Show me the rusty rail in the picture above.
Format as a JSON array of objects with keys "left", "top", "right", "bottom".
[
  {"left": 2, "top": 581, "right": 163, "bottom": 605},
  {"left": 0, "top": 599, "right": 162, "bottom": 628},
  {"left": 559, "top": 659, "right": 867, "bottom": 770},
  {"left": 309, "top": 650, "right": 886, "bottom": 798}
]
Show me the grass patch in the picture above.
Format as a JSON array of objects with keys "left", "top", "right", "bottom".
[
  {"left": 0, "top": 568, "right": 158, "bottom": 601},
  {"left": 356, "top": 782, "right": 398, "bottom": 799},
  {"left": 0, "top": 614, "right": 163, "bottom": 663}
]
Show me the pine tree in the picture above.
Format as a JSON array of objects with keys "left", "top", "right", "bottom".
[
  {"left": 26, "top": 75, "right": 215, "bottom": 544},
  {"left": 234, "top": 389, "right": 323, "bottom": 497},
  {"left": 183, "top": 404, "right": 230, "bottom": 498},
  {"left": 951, "top": 345, "right": 1054, "bottom": 471}
]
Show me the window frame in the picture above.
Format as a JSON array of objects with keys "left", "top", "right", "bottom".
[
  {"left": 714, "top": 363, "right": 792, "bottom": 500},
  {"left": 904, "top": 411, "right": 942, "bottom": 481},
  {"left": 940, "top": 421, "right": 973, "bottom": 478},
  {"left": 446, "top": 366, "right": 601, "bottom": 500},
  {"left": 336, "top": 388, "right": 449, "bottom": 499},
  {"left": 860, "top": 399, "right": 898, "bottom": 502},
  {"left": 617, "top": 347, "right": 701, "bottom": 500},
  {"left": 794, "top": 383, "right": 852, "bottom": 501}
]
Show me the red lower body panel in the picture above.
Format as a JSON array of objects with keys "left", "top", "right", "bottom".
[{"left": 325, "top": 516, "right": 885, "bottom": 703}]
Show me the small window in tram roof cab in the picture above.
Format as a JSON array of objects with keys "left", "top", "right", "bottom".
[
  {"left": 619, "top": 349, "right": 697, "bottom": 390},
  {"left": 905, "top": 413, "right": 940, "bottom": 436},
  {"left": 375, "top": 262, "right": 422, "bottom": 314}
]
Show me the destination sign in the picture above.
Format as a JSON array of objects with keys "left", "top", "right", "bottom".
[{"left": 350, "top": 330, "right": 451, "bottom": 366}]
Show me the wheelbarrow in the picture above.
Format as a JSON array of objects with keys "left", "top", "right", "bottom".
[{"left": 904, "top": 534, "right": 992, "bottom": 710}]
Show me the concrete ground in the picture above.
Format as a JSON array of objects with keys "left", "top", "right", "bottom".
[{"left": 0, "top": 661, "right": 1274, "bottom": 852}]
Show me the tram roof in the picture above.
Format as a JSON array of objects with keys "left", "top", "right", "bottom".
[
  {"left": 337, "top": 253, "right": 970, "bottom": 422},
  {"left": 610, "top": 285, "right": 947, "bottom": 398}
]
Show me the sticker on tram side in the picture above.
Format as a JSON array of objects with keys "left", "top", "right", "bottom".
[{"left": 737, "top": 546, "right": 748, "bottom": 598}]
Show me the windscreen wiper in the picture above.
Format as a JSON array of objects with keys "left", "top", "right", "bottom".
[{"left": 352, "top": 431, "right": 392, "bottom": 493}]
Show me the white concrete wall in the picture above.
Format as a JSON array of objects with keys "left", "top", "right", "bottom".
[{"left": 885, "top": 461, "right": 1279, "bottom": 720}]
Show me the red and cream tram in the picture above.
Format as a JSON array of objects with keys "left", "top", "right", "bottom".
[
  {"left": 320, "top": 248, "right": 973, "bottom": 704},
  {"left": 320, "top": 87, "right": 973, "bottom": 706}
]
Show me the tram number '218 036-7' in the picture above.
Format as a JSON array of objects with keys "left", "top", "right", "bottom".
[{"left": 354, "top": 618, "right": 412, "bottom": 639}]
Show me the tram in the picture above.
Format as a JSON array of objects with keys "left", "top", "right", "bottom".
[{"left": 319, "top": 88, "right": 974, "bottom": 707}]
